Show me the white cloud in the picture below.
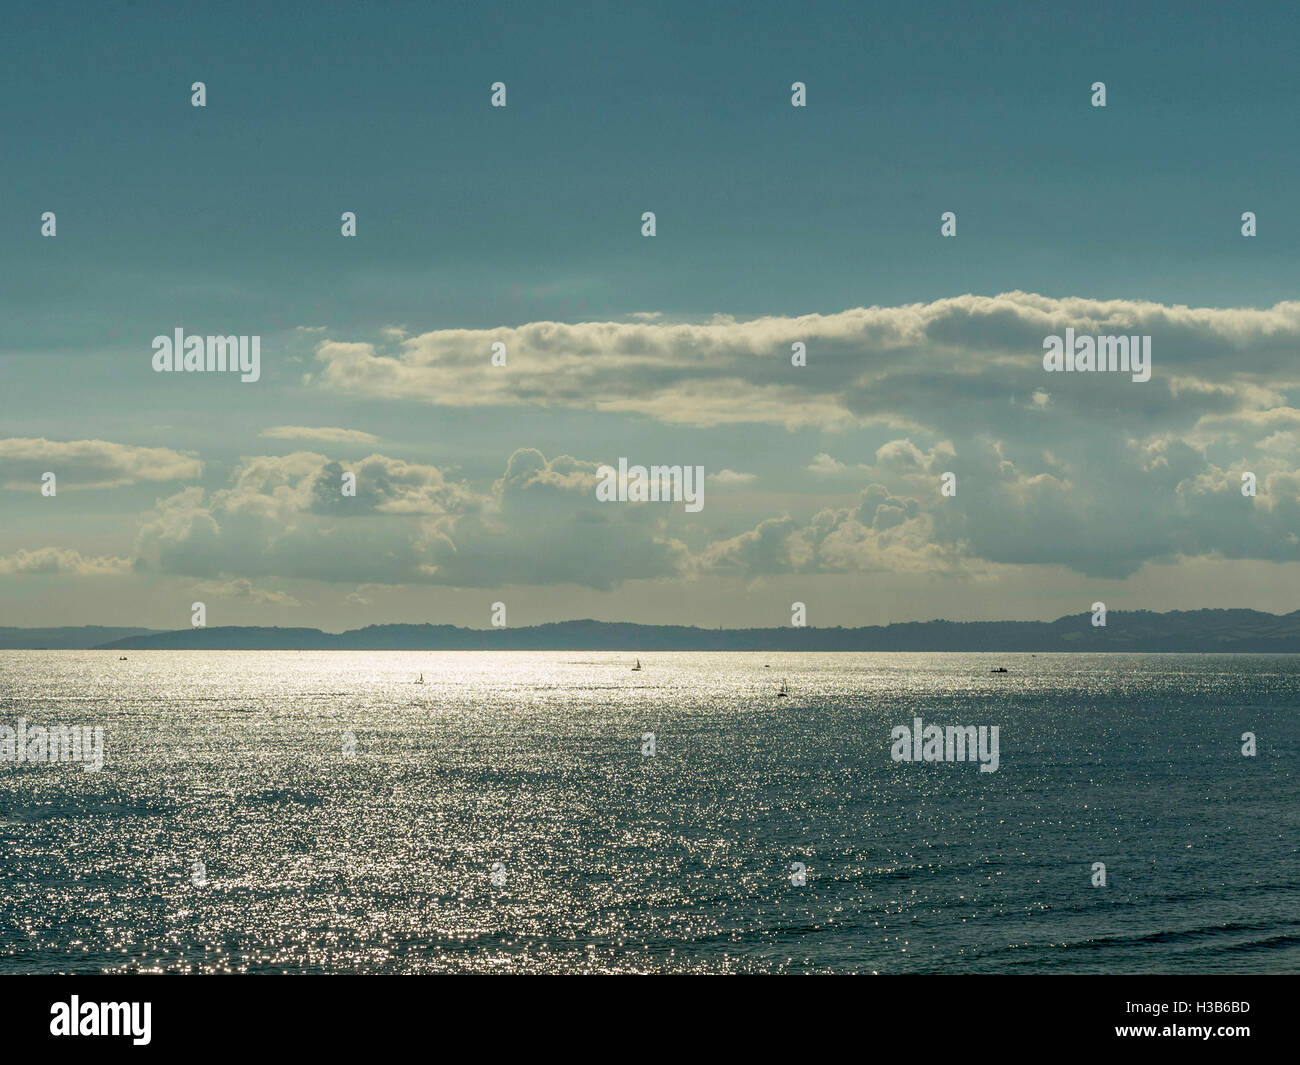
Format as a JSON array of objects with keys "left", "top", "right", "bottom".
[
  {"left": 808, "top": 452, "right": 850, "bottom": 476},
  {"left": 0, "top": 438, "right": 202, "bottom": 489},
  {"left": 0, "top": 548, "right": 132, "bottom": 576},
  {"left": 709, "top": 469, "right": 757, "bottom": 487},
  {"left": 309, "top": 293, "right": 1300, "bottom": 434},
  {"left": 259, "top": 426, "right": 379, "bottom": 445}
]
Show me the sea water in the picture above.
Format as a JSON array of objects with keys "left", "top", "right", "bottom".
[{"left": 0, "top": 651, "right": 1296, "bottom": 973}]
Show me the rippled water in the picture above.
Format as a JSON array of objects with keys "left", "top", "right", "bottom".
[{"left": 0, "top": 650, "right": 1296, "bottom": 973}]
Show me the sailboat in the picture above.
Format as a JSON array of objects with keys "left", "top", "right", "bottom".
[
  {"left": 776, "top": 678, "right": 788, "bottom": 698},
  {"left": 415, "top": 673, "right": 424, "bottom": 684},
  {"left": 632, "top": 659, "right": 642, "bottom": 672}
]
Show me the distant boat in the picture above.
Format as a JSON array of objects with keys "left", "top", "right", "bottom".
[
  {"left": 990, "top": 667, "right": 1008, "bottom": 673},
  {"left": 777, "top": 678, "right": 788, "bottom": 698},
  {"left": 415, "top": 673, "right": 424, "bottom": 684},
  {"left": 118, "top": 656, "right": 127, "bottom": 661},
  {"left": 632, "top": 659, "right": 642, "bottom": 671}
]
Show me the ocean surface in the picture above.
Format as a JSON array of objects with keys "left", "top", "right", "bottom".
[{"left": 0, "top": 650, "right": 1296, "bottom": 974}]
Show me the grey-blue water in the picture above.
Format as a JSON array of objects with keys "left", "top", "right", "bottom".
[{"left": 0, "top": 650, "right": 1296, "bottom": 973}]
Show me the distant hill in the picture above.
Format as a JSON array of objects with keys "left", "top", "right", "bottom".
[
  {"left": 0, "top": 609, "right": 1281, "bottom": 651},
  {"left": 0, "top": 626, "right": 164, "bottom": 650}
]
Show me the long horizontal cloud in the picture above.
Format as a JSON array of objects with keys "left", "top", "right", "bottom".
[
  {"left": 0, "top": 438, "right": 202, "bottom": 489},
  {"left": 0, "top": 547, "right": 132, "bottom": 576},
  {"left": 308, "top": 293, "right": 1300, "bottom": 433},
  {"left": 259, "top": 426, "right": 379, "bottom": 445}
]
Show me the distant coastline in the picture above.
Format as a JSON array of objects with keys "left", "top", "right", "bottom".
[{"left": 1, "top": 609, "right": 1298, "bottom": 652}]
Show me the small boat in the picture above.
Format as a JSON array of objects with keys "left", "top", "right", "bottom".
[
  {"left": 118, "top": 656, "right": 127, "bottom": 661},
  {"left": 777, "top": 678, "right": 788, "bottom": 698},
  {"left": 415, "top": 673, "right": 424, "bottom": 684},
  {"left": 632, "top": 659, "right": 642, "bottom": 671},
  {"left": 990, "top": 667, "right": 1008, "bottom": 674}
]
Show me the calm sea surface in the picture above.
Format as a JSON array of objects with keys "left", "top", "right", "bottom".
[{"left": 0, "top": 650, "right": 1296, "bottom": 974}]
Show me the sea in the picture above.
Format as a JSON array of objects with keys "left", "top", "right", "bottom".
[{"left": 0, "top": 650, "right": 1296, "bottom": 974}]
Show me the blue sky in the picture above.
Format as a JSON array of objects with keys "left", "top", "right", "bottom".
[{"left": 2, "top": 1, "right": 1298, "bottom": 629}]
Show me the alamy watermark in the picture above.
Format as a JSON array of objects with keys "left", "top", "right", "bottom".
[
  {"left": 151, "top": 328, "right": 261, "bottom": 382},
  {"left": 890, "top": 717, "right": 1000, "bottom": 772},
  {"left": 0, "top": 717, "right": 104, "bottom": 772},
  {"left": 50, "top": 996, "right": 150, "bottom": 1045},
  {"left": 1043, "top": 328, "right": 1151, "bottom": 383},
  {"left": 596, "top": 458, "right": 704, "bottom": 512}
]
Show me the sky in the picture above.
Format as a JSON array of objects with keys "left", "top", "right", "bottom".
[{"left": 1, "top": 0, "right": 1297, "bottom": 630}]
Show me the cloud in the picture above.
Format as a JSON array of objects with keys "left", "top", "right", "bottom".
[
  {"left": 343, "top": 586, "right": 375, "bottom": 607},
  {"left": 132, "top": 448, "right": 688, "bottom": 590},
  {"left": 709, "top": 469, "right": 757, "bottom": 487},
  {"left": 259, "top": 426, "right": 379, "bottom": 445},
  {"left": 13, "top": 434, "right": 1291, "bottom": 592},
  {"left": 424, "top": 449, "right": 689, "bottom": 589},
  {"left": 212, "top": 451, "right": 481, "bottom": 518},
  {"left": 130, "top": 452, "right": 485, "bottom": 586},
  {"left": 0, "top": 548, "right": 132, "bottom": 576},
  {"left": 808, "top": 452, "right": 852, "bottom": 476},
  {"left": 308, "top": 293, "right": 1300, "bottom": 434},
  {"left": 699, "top": 485, "right": 971, "bottom": 580},
  {"left": 9, "top": 288, "right": 1297, "bottom": 592},
  {"left": 0, "top": 438, "right": 202, "bottom": 489},
  {"left": 699, "top": 419, "right": 1300, "bottom": 581},
  {"left": 303, "top": 295, "right": 1300, "bottom": 578},
  {"left": 188, "top": 578, "right": 300, "bottom": 606}
]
